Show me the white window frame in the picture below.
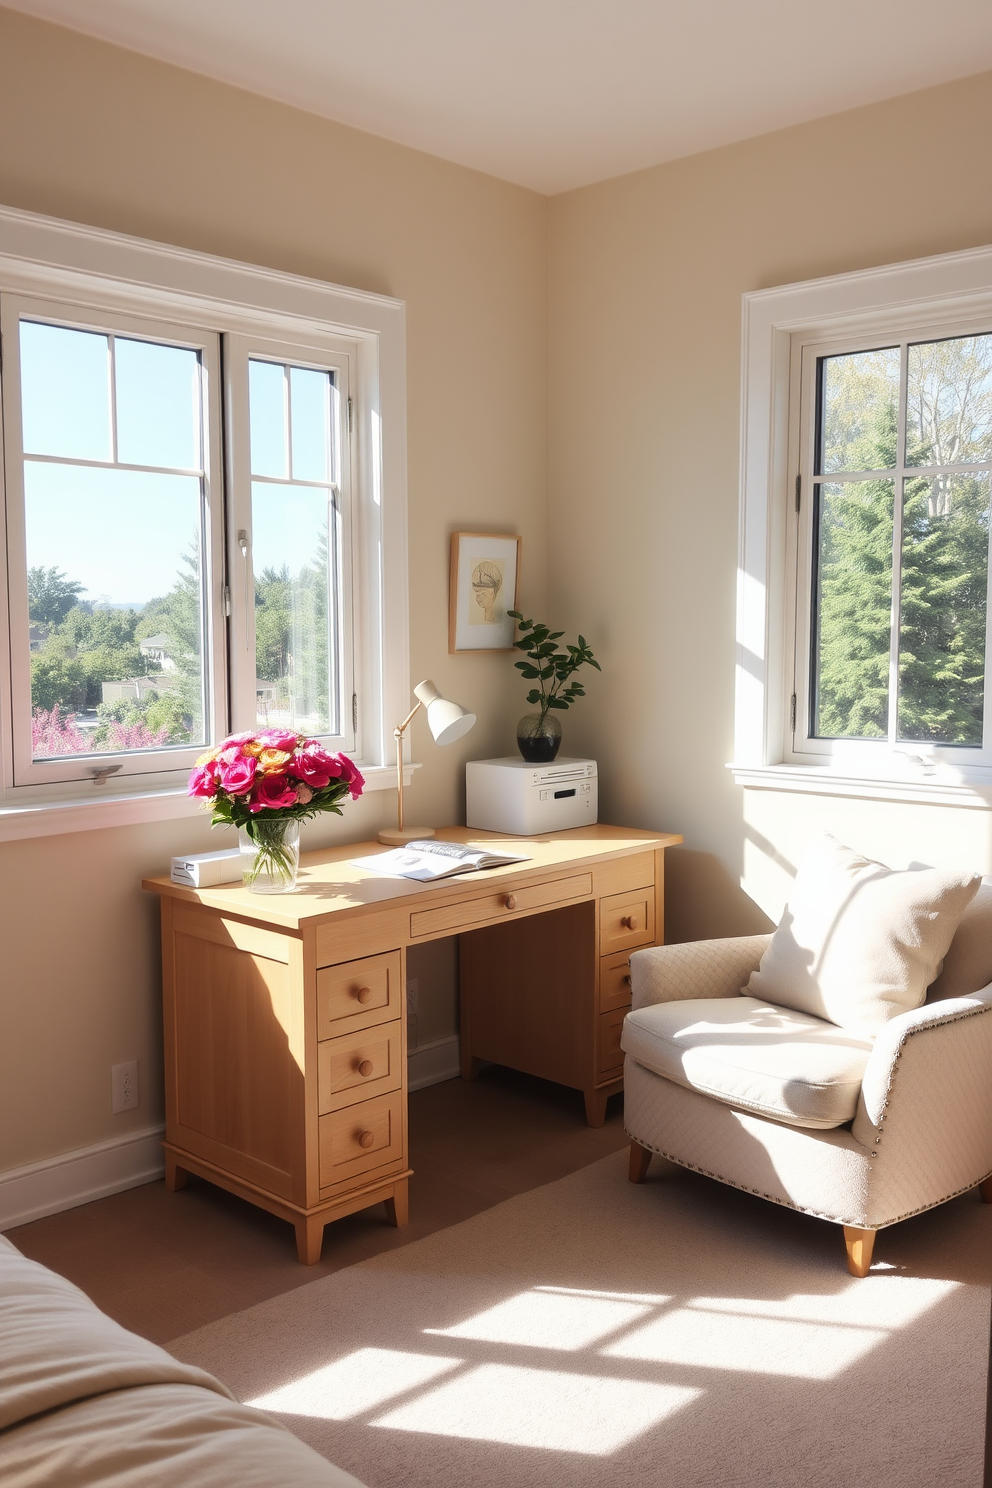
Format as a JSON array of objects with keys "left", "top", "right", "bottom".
[
  {"left": 1, "top": 293, "right": 228, "bottom": 791},
  {"left": 733, "top": 242, "right": 992, "bottom": 809},
  {"left": 225, "top": 332, "right": 358, "bottom": 756},
  {"left": 0, "top": 205, "right": 409, "bottom": 840}
]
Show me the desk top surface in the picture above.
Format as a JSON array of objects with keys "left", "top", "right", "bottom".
[{"left": 143, "top": 823, "right": 682, "bottom": 931}]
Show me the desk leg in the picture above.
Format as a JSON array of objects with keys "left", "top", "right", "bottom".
[
  {"left": 583, "top": 1088, "right": 609, "bottom": 1127},
  {"left": 295, "top": 1214, "right": 326, "bottom": 1265},
  {"left": 384, "top": 1178, "right": 409, "bottom": 1228},
  {"left": 164, "top": 1152, "right": 188, "bottom": 1191}
]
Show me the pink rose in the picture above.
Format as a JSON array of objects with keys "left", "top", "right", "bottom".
[
  {"left": 248, "top": 772, "right": 299, "bottom": 813},
  {"left": 295, "top": 782, "right": 314, "bottom": 805},
  {"left": 256, "top": 729, "right": 300, "bottom": 752},
  {"left": 216, "top": 752, "right": 256, "bottom": 796},
  {"left": 335, "top": 753, "right": 365, "bottom": 800},
  {"left": 187, "top": 761, "right": 219, "bottom": 798},
  {"left": 219, "top": 731, "right": 256, "bottom": 749},
  {"left": 293, "top": 745, "right": 342, "bottom": 788}
]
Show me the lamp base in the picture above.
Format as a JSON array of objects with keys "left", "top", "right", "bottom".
[{"left": 377, "top": 825, "right": 436, "bottom": 846}]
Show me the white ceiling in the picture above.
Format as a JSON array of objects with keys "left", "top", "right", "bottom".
[{"left": 6, "top": 0, "right": 992, "bottom": 194}]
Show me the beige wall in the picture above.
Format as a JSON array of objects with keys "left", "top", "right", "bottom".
[
  {"left": 3, "top": 5, "right": 992, "bottom": 1181},
  {"left": 0, "top": 7, "right": 547, "bottom": 1170},
  {"left": 548, "top": 69, "right": 992, "bottom": 943}
]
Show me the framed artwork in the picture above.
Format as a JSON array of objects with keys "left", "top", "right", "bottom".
[{"left": 449, "top": 532, "right": 522, "bottom": 652}]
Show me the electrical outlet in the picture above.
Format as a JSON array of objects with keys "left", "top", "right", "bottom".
[{"left": 111, "top": 1060, "right": 139, "bottom": 1114}]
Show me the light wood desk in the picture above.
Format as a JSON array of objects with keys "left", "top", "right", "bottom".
[{"left": 144, "top": 823, "right": 680, "bottom": 1263}]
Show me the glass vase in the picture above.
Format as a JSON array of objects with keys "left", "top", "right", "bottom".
[
  {"left": 238, "top": 818, "right": 301, "bottom": 893},
  {"left": 516, "top": 712, "right": 562, "bottom": 763}
]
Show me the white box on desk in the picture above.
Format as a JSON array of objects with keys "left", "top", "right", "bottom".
[
  {"left": 465, "top": 757, "right": 597, "bottom": 835},
  {"left": 170, "top": 847, "right": 241, "bottom": 888}
]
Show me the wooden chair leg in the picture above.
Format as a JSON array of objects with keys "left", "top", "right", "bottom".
[
  {"left": 384, "top": 1179, "right": 409, "bottom": 1228},
  {"left": 164, "top": 1153, "right": 188, "bottom": 1192},
  {"left": 628, "top": 1140, "right": 652, "bottom": 1184},
  {"left": 843, "top": 1225, "right": 876, "bottom": 1278},
  {"left": 295, "top": 1214, "right": 326, "bottom": 1265},
  {"left": 979, "top": 1175, "right": 992, "bottom": 1203}
]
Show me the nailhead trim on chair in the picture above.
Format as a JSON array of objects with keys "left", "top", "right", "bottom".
[
  {"left": 626, "top": 1129, "right": 992, "bottom": 1230},
  {"left": 864, "top": 998, "right": 992, "bottom": 1156}
]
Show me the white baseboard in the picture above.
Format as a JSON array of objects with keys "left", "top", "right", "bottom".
[
  {"left": 0, "top": 1124, "right": 166, "bottom": 1232},
  {"left": 408, "top": 1035, "right": 461, "bottom": 1091},
  {"left": 0, "top": 1046, "right": 461, "bottom": 1231}
]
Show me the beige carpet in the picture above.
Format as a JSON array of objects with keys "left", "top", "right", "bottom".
[{"left": 168, "top": 1152, "right": 991, "bottom": 1487}]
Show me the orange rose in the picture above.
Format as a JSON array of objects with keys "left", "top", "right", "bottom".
[{"left": 258, "top": 747, "right": 293, "bottom": 772}]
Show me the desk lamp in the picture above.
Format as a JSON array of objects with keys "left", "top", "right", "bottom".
[{"left": 378, "top": 679, "right": 476, "bottom": 845}]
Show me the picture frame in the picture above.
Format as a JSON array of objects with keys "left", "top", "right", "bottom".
[{"left": 448, "top": 532, "right": 522, "bottom": 652}]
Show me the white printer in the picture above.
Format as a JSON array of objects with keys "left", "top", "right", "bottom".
[{"left": 465, "top": 756, "right": 598, "bottom": 835}]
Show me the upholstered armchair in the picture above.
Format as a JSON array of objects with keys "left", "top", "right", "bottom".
[{"left": 622, "top": 843, "right": 992, "bottom": 1277}]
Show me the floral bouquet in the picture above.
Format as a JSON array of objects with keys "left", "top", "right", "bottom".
[{"left": 188, "top": 729, "right": 365, "bottom": 891}]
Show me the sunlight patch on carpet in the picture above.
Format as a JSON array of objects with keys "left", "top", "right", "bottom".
[
  {"left": 371, "top": 1362, "right": 702, "bottom": 1454},
  {"left": 426, "top": 1287, "right": 653, "bottom": 1350},
  {"left": 605, "top": 1308, "right": 886, "bottom": 1378},
  {"left": 247, "top": 1348, "right": 462, "bottom": 1420}
]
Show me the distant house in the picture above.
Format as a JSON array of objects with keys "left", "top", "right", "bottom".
[
  {"left": 101, "top": 675, "right": 173, "bottom": 704},
  {"left": 28, "top": 624, "right": 48, "bottom": 653},
  {"left": 139, "top": 634, "right": 175, "bottom": 670}
]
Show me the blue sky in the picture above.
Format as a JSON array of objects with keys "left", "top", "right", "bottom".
[{"left": 19, "top": 323, "right": 333, "bottom": 607}]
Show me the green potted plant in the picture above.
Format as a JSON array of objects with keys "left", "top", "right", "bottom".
[{"left": 507, "top": 611, "right": 600, "bottom": 762}]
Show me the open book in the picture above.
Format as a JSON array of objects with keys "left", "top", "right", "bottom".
[{"left": 353, "top": 839, "right": 530, "bottom": 882}]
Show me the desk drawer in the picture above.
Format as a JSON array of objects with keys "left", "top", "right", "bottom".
[
  {"left": 600, "top": 889, "right": 655, "bottom": 956},
  {"left": 317, "top": 951, "right": 401, "bottom": 1039},
  {"left": 318, "top": 1089, "right": 404, "bottom": 1189},
  {"left": 410, "top": 873, "right": 593, "bottom": 939},
  {"left": 318, "top": 1024, "right": 403, "bottom": 1114},
  {"left": 599, "top": 949, "right": 633, "bottom": 1014},
  {"left": 598, "top": 1007, "right": 627, "bottom": 1078}
]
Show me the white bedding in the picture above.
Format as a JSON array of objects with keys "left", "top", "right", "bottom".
[{"left": 0, "top": 1235, "right": 365, "bottom": 1487}]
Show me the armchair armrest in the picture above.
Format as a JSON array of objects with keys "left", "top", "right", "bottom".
[
  {"left": 851, "top": 986, "right": 992, "bottom": 1218},
  {"left": 629, "top": 934, "right": 773, "bottom": 1011}
]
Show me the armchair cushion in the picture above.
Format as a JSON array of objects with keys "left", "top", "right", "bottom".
[
  {"left": 745, "top": 834, "right": 980, "bottom": 1034},
  {"left": 621, "top": 995, "right": 874, "bottom": 1130}
]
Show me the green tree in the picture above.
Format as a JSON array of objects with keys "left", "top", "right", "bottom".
[
  {"left": 28, "top": 566, "right": 86, "bottom": 626},
  {"left": 814, "top": 338, "right": 992, "bottom": 744}
]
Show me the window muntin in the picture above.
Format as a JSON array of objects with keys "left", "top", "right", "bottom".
[{"left": 796, "top": 327, "right": 992, "bottom": 763}]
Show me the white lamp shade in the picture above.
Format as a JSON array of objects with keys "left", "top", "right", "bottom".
[{"left": 413, "top": 679, "right": 477, "bottom": 746}]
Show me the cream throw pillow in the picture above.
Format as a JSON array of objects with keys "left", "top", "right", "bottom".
[{"left": 745, "top": 835, "right": 980, "bottom": 1033}]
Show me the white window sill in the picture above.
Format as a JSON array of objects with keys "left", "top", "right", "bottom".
[
  {"left": 0, "top": 763, "right": 419, "bottom": 843},
  {"left": 728, "top": 761, "right": 992, "bottom": 809}
]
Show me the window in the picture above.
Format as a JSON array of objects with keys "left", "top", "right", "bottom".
[
  {"left": 735, "top": 243, "right": 992, "bottom": 804},
  {"left": 0, "top": 207, "right": 408, "bottom": 833},
  {"left": 796, "top": 328, "right": 992, "bottom": 764}
]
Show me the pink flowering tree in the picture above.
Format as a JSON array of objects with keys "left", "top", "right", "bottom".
[{"left": 31, "top": 706, "right": 90, "bottom": 757}]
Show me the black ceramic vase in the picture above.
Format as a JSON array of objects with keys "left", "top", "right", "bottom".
[{"left": 516, "top": 712, "right": 562, "bottom": 763}]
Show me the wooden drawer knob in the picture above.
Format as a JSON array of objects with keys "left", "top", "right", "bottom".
[
  {"left": 358, "top": 1059, "right": 374, "bottom": 1077},
  {"left": 504, "top": 894, "right": 517, "bottom": 910},
  {"left": 358, "top": 1130, "right": 375, "bottom": 1149},
  {"left": 621, "top": 915, "right": 638, "bottom": 930},
  {"left": 354, "top": 985, "right": 373, "bottom": 1004}
]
